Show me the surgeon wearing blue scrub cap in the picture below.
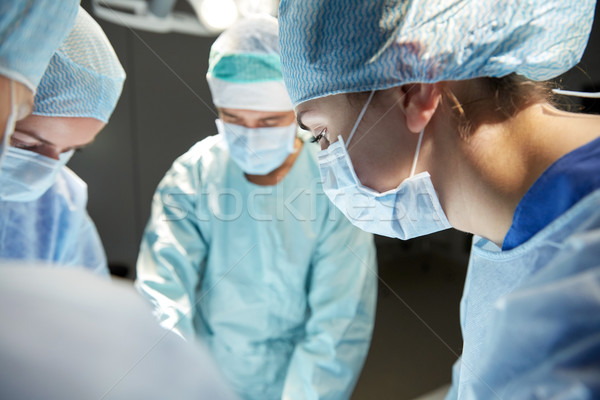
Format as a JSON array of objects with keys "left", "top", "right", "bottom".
[
  {"left": 0, "top": 0, "right": 79, "bottom": 168},
  {"left": 137, "top": 15, "right": 378, "bottom": 400},
  {"left": 0, "top": 7, "right": 125, "bottom": 275},
  {"left": 279, "top": 0, "right": 600, "bottom": 399}
]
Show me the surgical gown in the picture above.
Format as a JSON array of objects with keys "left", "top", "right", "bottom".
[
  {"left": 447, "top": 138, "right": 600, "bottom": 399},
  {"left": 0, "top": 167, "right": 108, "bottom": 276},
  {"left": 137, "top": 133, "right": 378, "bottom": 400}
]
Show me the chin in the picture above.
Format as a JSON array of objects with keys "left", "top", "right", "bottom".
[{"left": 359, "top": 177, "right": 389, "bottom": 193}]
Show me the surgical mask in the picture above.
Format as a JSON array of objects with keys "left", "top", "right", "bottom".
[
  {"left": 0, "top": 81, "right": 18, "bottom": 170},
  {"left": 216, "top": 119, "right": 296, "bottom": 175},
  {"left": 317, "top": 90, "right": 452, "bottom": 240},
  {"left": 0, "top": 146, "right": 74, "bottom": 202}
]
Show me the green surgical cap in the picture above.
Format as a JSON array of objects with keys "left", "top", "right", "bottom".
[{"left": 206, "top": 15, "right": 292, "bottom": 111}]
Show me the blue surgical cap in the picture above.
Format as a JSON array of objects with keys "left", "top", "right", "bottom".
[
  {"left": 0, "top": 0, "right": 79, "bottom": 92},
  {"left": 206, "top": 15, "right": 293, "bottom": 111},
  {"left": 279, "top": 0, "right": 597, "bottom": 106},
  {"left": 32, "top": 8, "right": 126, "bottom": 123}
]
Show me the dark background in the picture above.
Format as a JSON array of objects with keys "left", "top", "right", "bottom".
[{"left": 72, "top": 1, "right": 600, "bottom": 398}]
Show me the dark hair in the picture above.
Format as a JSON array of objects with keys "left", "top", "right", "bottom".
[
  {"left": 347, "top": 74, "right": 555, "bottom": 139},
  {"left": 441, "top": 74, "right": 554, "bottom": 138}
]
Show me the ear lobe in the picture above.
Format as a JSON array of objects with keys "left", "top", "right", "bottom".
[{"left": 401, "top": 83, "right": 441, "bottom": 133}]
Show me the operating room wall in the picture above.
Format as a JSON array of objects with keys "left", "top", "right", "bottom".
[{"left": 69, "top": 2, "right": 599, "bottom": 399}]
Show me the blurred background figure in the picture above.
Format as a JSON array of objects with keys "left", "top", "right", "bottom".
[
  {"left": 136, "top": 15, "right": 378, "bottom": 400},
  {"left": 0, "top": 7, "right": 126, "bottom": 275},
  {"left": 0, "top": 0, "right": 79, "bottom": 167}
]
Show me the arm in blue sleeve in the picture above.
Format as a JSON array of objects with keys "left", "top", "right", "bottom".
[
  {"left": 135, "top": 157, "right": 208, "bottom": 341},
  {"left": 54, "top": 168, "right": 109, "bottom": 277},
  {"left": 470, "top": 229, "right": 600, "bottom": 400},
  {"left": 71, "top": 211, "right": 109, "bottom": 277},
  {"left": 282, "top": 205, "right": 378, "bottom": 400}
]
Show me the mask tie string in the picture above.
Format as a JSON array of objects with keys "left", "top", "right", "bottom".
[
  {"left": 552, "top": 89, "right": 600, "bottom": 98},
  {"left": 346, "top": 89, "right": 376, "bottom": 147},
  {"left": 409, "top": 129, "right": 424, "bottom": 178}
]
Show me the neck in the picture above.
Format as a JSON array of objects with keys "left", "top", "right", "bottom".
[
  {"left": 245, "top": 137, "right": 303, "bottom": 186},
  {"left": 429, "top": 103, "right": 600, "bottom": 246}
]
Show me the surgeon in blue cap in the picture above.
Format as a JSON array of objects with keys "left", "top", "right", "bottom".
[
  {"left": 137, "top": 15, "right": 378, "bottom": 400},
  {"left": 279, "top": 0, "right": 600, "bottom": 399},
  {"left": 0, "top": 0, "right": 79, "bottom": 168},
  {"left": 0, "top": 7, "right": 125, "bottom": 275}
]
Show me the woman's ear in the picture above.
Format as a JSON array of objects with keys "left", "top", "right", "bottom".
[{"left": 399, "top": 83, "right": 441, "bottom": 133}]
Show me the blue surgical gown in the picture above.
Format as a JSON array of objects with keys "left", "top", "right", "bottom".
[
  {"left": 136, "top": 133, "right": 378, "bottom": 400},
  {"left": 0, "top": 167, "right": 108, "bottom": 276},
  {"left": 447, "top": 138, "right": 600, "bottom": 399}
]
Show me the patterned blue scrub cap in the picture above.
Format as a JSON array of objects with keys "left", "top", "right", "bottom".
[
  {"left": 33, "top": 7, "right": 126, "bottom": 123},
  {"left": 279, "top": 0, "right": 596, "bottom": 106},
  {"left": 0, "top": 0, "right": 79, "bottom": 92}
]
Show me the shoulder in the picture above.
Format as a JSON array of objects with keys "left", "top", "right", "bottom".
[
  {"left": 158, "top": 134, "right": 230, "bottom": 192},
  {"left": 516, "top": 190, "right": 600, "bottom": 290},
  {"left": 168, "top": 134, "right": 230, "bottom": 176},
  {"left": 174, "top": 134, "right": 227, "bottom": 167}
]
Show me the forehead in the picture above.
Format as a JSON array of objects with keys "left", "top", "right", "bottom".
[
  {"left": 15, "top": 114, "right": 104, "bottom": 147},
  {"left": 295, "top": 94, "right": 350, "bottom": 113},
  {"left": 218, "top": 108, "right": 293, "bottom": 120},
  {"left": 295, "top": 94, "right": 355, "bottom": 128}
]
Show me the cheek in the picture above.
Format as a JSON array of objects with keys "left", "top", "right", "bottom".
[
  {"left": 348, "top": 132, "right": 408, "bottom": 192},
  {"left": 350, "top": 149, "right": 403, "bottom": 192}
]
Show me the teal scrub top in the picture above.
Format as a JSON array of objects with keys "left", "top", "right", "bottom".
[{"left": 137, "top": 132, "right": 378, "bottom": 400}]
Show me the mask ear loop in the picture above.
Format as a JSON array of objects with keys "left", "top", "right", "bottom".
[
  {"left": 409, "top": 129, "right": 424, "bottom": 178},
  {"left": 346, "top": 90, "right": 376, "bottom": 147},
  {"left": 552, "top": 89, "right": 600, "bottom": 98}
]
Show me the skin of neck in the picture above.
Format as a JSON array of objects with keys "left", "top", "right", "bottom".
[{"left": 426, "top": 99, "right": 600, "bottom": 247}]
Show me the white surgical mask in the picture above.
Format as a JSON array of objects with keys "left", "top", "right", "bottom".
[
  {"left": 0, "top": 147, "right": 74, "bottom": 202},
  {"left": 216, "top": 119, "right": 296, "bottom": 175},
  {"left": 0, "top": 81, "right": 18, "bottom": 170},
  {"left": 317, "top": 90, "right": 452, "bottom": 240}
]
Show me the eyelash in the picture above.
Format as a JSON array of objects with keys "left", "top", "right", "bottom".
[{"left": 311, "top": 128, "right": 327, "bottom": 143}]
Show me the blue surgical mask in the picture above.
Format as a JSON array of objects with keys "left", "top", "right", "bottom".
[
  {"left": 0, "top": 81, "right": 18, "bottom": 170},
  {"left": 317, "top": 91, "right": 451, "bottom": 240},
  {"left": 0, "top": 147, "right": 74, "bottom": 202},
  {"left": 216, "top": 119, "right": 297, "bottom": 175}
]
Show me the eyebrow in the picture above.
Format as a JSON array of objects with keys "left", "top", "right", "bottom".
[
  {"left": 220, "top": 110, "right": 239, "bottom": 119},
  {"left": 296, "top": 111, "right": 309, "bottom": 131},
  {"left": 221, "top": 111, "right": 288, "bottom": 124},
  {"left": 15, "top": 128, "right": 96, "bottom": 150},
  {"left": 260, "top": 115, "right": 285, "bottom": 122}
]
